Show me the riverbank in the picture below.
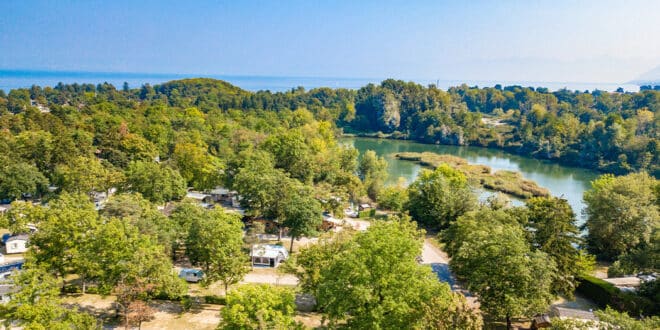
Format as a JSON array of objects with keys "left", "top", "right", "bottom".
[
  {"left": 340, "top": 132, "right": 628, "bottom": 178},
  {"left": 395, "top": 152, "right": 550, "bottom": 199}
]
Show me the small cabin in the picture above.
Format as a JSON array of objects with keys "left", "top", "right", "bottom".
[
  {"left": 358, "top": 203, "right": 371, "bottom": 211},
  {"left": 5, "top": 235, "right": 28, "bottom": 254},
  {"left": 251, "top": 244, "right": 289, "bottom": 267},
  {"left": 185, "top": 191, "right": 214, "bottom": 208}
]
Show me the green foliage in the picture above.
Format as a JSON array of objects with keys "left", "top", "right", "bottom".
[
  {"left": 357, "top": 150, "right": 388, "bottom": 200},
  {"left": 442, "top": 208, "right": 521, "bottom": 257},
  {"left": 123, "top": 160, "right": 186, "bottom": 203},
  {"left": 583, "top": 172, "right": 659, "bottom": 260},
  {"left": 595, "top": 307, "right": 660, "bottom": 329},
  {"left": 449, "top": 213, "right": 556, "bottom": 324},
  {"left": 185, "top": 207, "right": 249, "bottom": 291},
  {"left": 0, "top": 200, "right": 45, "bottom": 234},
  {"left": 101, "top": 193, "right": 178, "bottom": 257},
  {"left": 173, "top": 142, "right": 224, "bottom": 190},
  {"left": 0, "top": 161, "right": 49, "bottom": 200},
  {"left": 526, "top": 196, "right": 591, "bottom": 297},
  {"left": 376, "top": 178, "right": 408, "bottom": 211},
  {"left": 30, "top": 192, "right": 100, "bottom": 278},
  {"left": 357, "top": 208, "right": 376, "bottom": 218},
  {"left": 219, "top": 284, "right": 301, "bottom": 330},
  {"left": 576, "top": 275, "right": 656, "bottom": 316},
  {"left": 0, "top": 265, "right": 99, "bottom": 329},
  {"left": 302, "top": 218, "right": 482, "bottom": 329},
  {"left": 406, "top": 164, "right": 477, "bottom": 228},
  {"left": 203, "top": 295, "right": 227, "bottom": 305},
  {"left": 282, "top": 191, "right": 322, "bottom": 251},
  {"left": 54, "top": 156, "right": 124, "bottom": 194}
]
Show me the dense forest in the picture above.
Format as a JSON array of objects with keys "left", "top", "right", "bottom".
[
  {"left": 0, "top": 78, "right": 657, "bottom": 329},
  {"left": 2, "top": 78, "right": 658, "bottom": 179}
]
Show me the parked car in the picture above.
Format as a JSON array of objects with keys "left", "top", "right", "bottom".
[{"left": 178, "top": 269, "right": 204, "bottom": 283}]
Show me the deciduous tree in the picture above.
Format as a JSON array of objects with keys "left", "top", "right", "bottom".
[
  {"left": 185, "top": 208, "right": 249, "bottom": 292},
  {"left": 406, "top": 164, "right": 476, "bottom": 228},
  {"left": 583, "top": 172, "right": 659, "bottom": 260},
  {"left": 219, "top": 284, "right": 301, "bottom": 330}
]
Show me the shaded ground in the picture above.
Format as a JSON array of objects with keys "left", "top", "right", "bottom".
[{"left": 63, "top": 294, "right": 221, "bottom": 330}]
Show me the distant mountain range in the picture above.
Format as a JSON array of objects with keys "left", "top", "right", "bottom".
[{"left": 629, "top": 65, "right": 660, "bottom": 86}]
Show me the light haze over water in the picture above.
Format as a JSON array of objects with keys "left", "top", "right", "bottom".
[{"left": 0, "top": 70, "right": 641, "bottom": 93}]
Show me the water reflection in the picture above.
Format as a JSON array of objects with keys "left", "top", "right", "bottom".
[{"left": 342, "top": 137, "right": 599, "bottom": 224}]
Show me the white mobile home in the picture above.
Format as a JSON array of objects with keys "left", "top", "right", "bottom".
[
  {"left": 5, "top": 235, "right": 28, "bottom": 254},
  {"left": 250, "top": 244, "right": 289, "bottom": 267}
]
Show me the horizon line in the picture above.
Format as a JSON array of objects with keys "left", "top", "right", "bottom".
[{"left": 0, "top": 68, "right": 646, "bottom": 87}]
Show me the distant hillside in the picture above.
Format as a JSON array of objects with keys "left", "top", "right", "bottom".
[
  {"left": 630, "top": 65, "right": 660, "bottom": 85},
  {"left": 155, "top": 78, "right": 249, "bottom": 97}
]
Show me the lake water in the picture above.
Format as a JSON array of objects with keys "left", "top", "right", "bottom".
[
  {"left": 342, "top": 137, "right": 600, "bottom": 224},
  {"left": 0, "top": 70, "right": 640, "bottom": 93}
]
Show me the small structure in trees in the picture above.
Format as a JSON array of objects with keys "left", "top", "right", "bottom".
[
  {"left": 178, "top": 268, "right": 204, "bottom": 283},
  {"left": 250, "top": 244, "right": 288, "bottom": 267},
  {"left": 5, "top": 235, "right": 28, "bottom": 254}
]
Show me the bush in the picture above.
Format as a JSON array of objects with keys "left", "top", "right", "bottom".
[
  {"left": 576, "top": 275, "right": 657, "bottom": 316},
  {"left": 62, "top": 284, "right": 81, "bottom": 294},
  {"left": 358, "top": 209, "right": 376, "bottom": 218},
  {"left": 203, "top": 295, "right": 226, "bottom": 305},
  {"left": 86, "top": 286, "right": 99, "bottom": 294},
  {"left": 607, "top": 260, "right": 628, "bottom": 277}
]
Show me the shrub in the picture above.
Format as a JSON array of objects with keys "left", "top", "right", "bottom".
[
  {"left": 203, "top": 295, "right": 226, "bottom": 305},
  {"left": 358, "top": 209, "right": 375, "bottom": 218},
  {"left": 576, "top": 275, "right": 657, "bottom": 316}
]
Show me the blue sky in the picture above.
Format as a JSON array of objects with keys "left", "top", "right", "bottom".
[{"left": 1, "top": 0, "right": 659, "bottom": 83}]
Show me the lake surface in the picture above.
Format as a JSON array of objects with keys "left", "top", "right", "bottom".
[
  {"left": 0, "top": 70, "right": 640, "bottom": 93},
  {"left": 342, "top": 137, "right": 600, "bottom": 224}
]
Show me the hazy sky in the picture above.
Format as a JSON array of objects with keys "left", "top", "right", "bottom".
[{"left": 1, "top": 0, "right": 659, "bottom": 83}]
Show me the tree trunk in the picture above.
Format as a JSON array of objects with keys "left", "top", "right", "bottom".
[
  {"left": 124, "top": 305, "right": 129, "bottom": 330},
  {"left": 506, "top": 314, "right": 512, "bottom": 330},
  {"left": 224, "top": 282, "right": 228, "bottom": 294},
  {"left": 82, "top": 276, "right": 86, "bottom": 294},
  {"left": 290, "top": 235, "right": 295, "bottom": 253},
  {"left": 278, "top": 227, "right": 282, "bottom": 241}
]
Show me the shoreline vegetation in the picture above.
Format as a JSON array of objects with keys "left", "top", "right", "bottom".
[{"left": 394, "top": 151, "right": 550, "bottom": 199}]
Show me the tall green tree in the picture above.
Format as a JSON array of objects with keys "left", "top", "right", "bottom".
[
  {"left": 526, "top": 196, "right": 593, "bottom": 297},
  {"left": 173, "top": 142, "right": 223, "bottom": 190},
  {"left": 406, "top": 164, "right": 477, "bottom": 228},
  {"left": 30, "top": 193, "right": 99, "bottom": 282},
  {"left": 0, "top": 161, "right": 49, "bottom": 200},
  {"left": 357, "top": 150, "right": 388, "bottom": 200},
  {"left": 450, "top": 220, "right": 556, "bottom": 330},
  {"left": 282, "top": 191, "right": 322, "bottom": 251},
  {"left": 583, "top": 172, "right": 659, "bottom": 260},
  {"left": 219, "top": 284, "right": 301, "bottom": 330},
  {"left": 101, "top": 193, "right": 178, "bottom": 258},
  {"left": 0, "top": 200, "right": 45, "bottom": 234},
  {"left": 0, "top": 264, "right": 99, "bottom": 329},
  {"left": 54, "top": 156, "right": 124, "bottom": 194},
  {"left": 185, "top": 208, "right": 249, "bottom": 292},
  {"left": 123, "top": 160, "right": 186, "bottom": 203},
  {"left": 376, "top": 177, "right": 408, "bottom": 212},
  {"left": 309, "top": 218, "right": 482, "bottom": 329}
]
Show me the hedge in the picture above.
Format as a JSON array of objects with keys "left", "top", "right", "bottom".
[
  {"left": 358, "top": 209, "right": 376, "bottom": 218},
  {"left": 576, "top": 275, "right": 656, "bottom": 316},
  {"left": 203, "top": 294, "right": 227, "bottom": 305}
]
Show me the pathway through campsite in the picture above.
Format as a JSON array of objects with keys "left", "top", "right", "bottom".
[{"left": 420, "top": 238, "right": 479, "bottom": 308}]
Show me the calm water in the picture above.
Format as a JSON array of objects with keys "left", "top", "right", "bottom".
[
  {"left": 342, "top": 137, "right": 600, "bottom": 224},
  {"left": 0, "top": 70, "right": 640, "bottom": 93}
]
